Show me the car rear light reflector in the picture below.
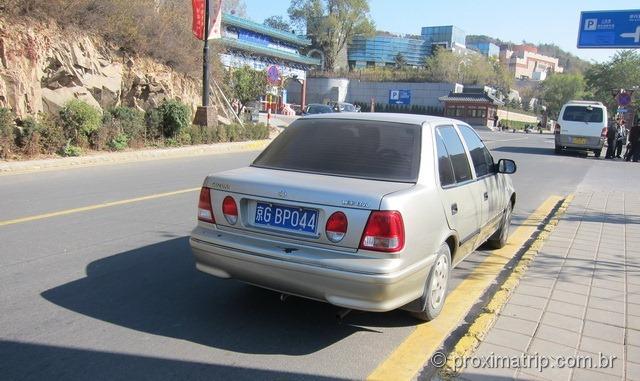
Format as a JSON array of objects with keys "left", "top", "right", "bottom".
[
  {"left": 326, "top": 211, "right": 348, "bottom": 243},
  {"left": 222, "top": 196, "right": 238, "bottom": 225},
  {"left": 198, "top": 187, "right": 215, "bottom": 223},
  {"left": 359, "top": 211, "right": 405, "bottom": 253}
]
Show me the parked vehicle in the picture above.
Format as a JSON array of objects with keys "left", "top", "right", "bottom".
[
  {"left": 303, "top": 103, "right": 334, "bottom": 115},
  {"left": 190, "top": 113, "right": 516, "bottom": 321},
  {"left": 330, "top": 102, "right": 360, "bottom": 113},
  {"left": 554, "top": 100, "right": 608, "bottom": 157}
]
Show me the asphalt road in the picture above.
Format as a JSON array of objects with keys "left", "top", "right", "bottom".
[{"left": 0, "top": 132, "right": 605, "bottom": 380}]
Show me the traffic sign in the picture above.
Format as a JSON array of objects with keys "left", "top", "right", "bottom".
[
  {"left": 617, "top": 92, "right": 632, "bottom": 106},
  {"left": 389, "top": 90, "right": 411, "bottom": 105},
  {"left": 577, "top": 9, "right": 640, "bottom": 48}
]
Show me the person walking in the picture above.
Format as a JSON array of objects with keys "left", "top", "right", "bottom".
[
  {"left": 605, "top": 121, "right": 618, "bottom": 159},
  {"left": 630, "top": 123, "right": 640, "bottom": 162},
  {"left": 615, "top": 119, "right": 627, "bottom": 159}
]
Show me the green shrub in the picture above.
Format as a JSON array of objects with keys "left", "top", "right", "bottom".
[
  {"left": 0, "top": 107, "right": 16, "bottom": 159},
  {"left": 216, "top": 124, "right": 228, "bottom": 143},
  {"left": 15, "top": 116, "right": 43, "bottom": 156},
  {"left": 157, "top": 100, "right": 191, "bottom": 138},
  {"left": 145, "top": 108, "right": 163, "bottom": 140},
  {"left": 225, "top": 123, "right": 244, "bottom": 142},
  {"left": 164, "top": 137, "right": 181, "bottom": 147},
  {"left": 246, "top": 122, "right": 269, "bottom": 140},
  {"left": 59, "top": 141, "right": 83, "bottom": 157},
  {"left": 38, "top": 114, "right": 66, "bottom": 154},
  {"left": 108, "top": 106, "right": 145, "bottom": 145},
  {"left": 182, "top": 125, "right": 204, "bottom": 145},
  {"left": 108, "top": 132, "right": 128, "bottom": 151},
  {"left": 59, "top": 100, "right": 102, "bottom": 144}
]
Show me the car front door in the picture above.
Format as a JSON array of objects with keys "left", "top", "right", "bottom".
[
  {"left": 435, "top": 125, "right": 482, "bottom": 263},
  {"left": 457, "top": 125, "right": 503, "bottom": 243}
]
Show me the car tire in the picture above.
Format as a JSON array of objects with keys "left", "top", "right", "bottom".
[
  {"left": 554, "top": 146, "right": 561, "bottom": 154},
  {"left": 487, "top": 202, "right": 513, "bottom": 249},
  {"left": 410, "top": 243, "right": 451, "bottom": 322},
  {"left": 594, "top": 149, "right": 602, "bottom": 158}
]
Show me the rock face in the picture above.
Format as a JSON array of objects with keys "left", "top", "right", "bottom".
[{"left": 0, "top": 17, "right": 201, "bottom": 118}]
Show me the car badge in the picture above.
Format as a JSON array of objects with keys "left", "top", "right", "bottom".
[{"left": 278, "top": 190, "right": 288, "bottom": 198}]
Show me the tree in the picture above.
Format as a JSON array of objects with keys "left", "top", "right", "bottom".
[
  {"left": 423, "top": 48, "right": 464, "bottom": 83},
  {"left": 394, "top": 53, "right": 407, "bottom": 69},
  {"left": 540, "top": 73, "right": 586, "bottom": 117},
  {"left": 231, "top": 66, "right": 268, "bottom": 107},
  {"left": 288, "top": 0, "right": 375, "bottom": 71},
  {"left": 585, "top": 50, "right": 640, "bottom": 113},
  {"left": 264, "top": 15, "right": 291, "bottom": 32}
]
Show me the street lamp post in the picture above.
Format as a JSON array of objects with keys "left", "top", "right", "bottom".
[{"left": 202, "top": 0, "right": 210, "bottom": 107}]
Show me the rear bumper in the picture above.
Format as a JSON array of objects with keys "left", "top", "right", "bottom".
[
  {"left": 189, "top": 229, "right": 432, "bottom": 312},
  {"left": 555, "top": 134, "right": 604, "bottom": 150}
]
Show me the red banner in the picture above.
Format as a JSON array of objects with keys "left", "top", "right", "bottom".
[{"left": 192, "top": 0, "right": 222, "bottom": 41}]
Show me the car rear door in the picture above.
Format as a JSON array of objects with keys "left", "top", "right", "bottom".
[
  {"left": 559, "top": 105, "right": 605, "bottom": 138},
  {"left": 434, "top": 125, "right": 482, "bottom": 262},
  {"left": 457, "top": 124, "right": 503, "bottom": 243}
]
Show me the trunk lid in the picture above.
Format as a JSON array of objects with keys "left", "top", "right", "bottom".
[{"left": 203, "top": 167, "right": 414, "bottom": 249}]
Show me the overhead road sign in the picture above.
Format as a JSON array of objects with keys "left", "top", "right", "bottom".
[{"left": 578, "top": 9, "right": 640, "bottom": 48}]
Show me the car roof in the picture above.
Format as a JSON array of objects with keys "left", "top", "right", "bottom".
[
  {"left": 299, "top": 112, "right": 464, "bottom": 126},
  {"left": 307, "top": 103, "right": 330, "bottom": 107}
]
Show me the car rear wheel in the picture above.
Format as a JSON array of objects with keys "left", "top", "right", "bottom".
[
  {"left": 487, "top": 202, "right": 513, "bottom": 249},
  {"left": 554, "top": 145, "right": 561, "bottom": 154},
  {"left": 410, "top": 244, "right": 451, "bottom": 321},
  {"left": 594, "top": 149, "right": 601, "bottom": 158}
]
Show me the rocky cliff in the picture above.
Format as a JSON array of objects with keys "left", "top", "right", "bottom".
[{"left": 0, "top": 17, "right": 201, "bottom": 118}]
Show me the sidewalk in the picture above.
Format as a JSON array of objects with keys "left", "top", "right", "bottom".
[{"left": 456, "top": 178, "right": 640, "bottom": 379}]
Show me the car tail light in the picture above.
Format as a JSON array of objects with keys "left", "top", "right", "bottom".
[
  {"left": 222, "top": 196, "right": 238, "bottom": 225},
  {"left": 554, "top": 123, "right": 561, "bottom": 134},
  {"left": 601, "top": 127, "right": 608, "bottom": 138},
  {"left": 198, "top": 187, "right": 215, "bottom": 223},
  {"left": 326, "top": 211, "right": 348, "bottom": 243},
  {"left": 359, "top": 211, "right": 405, "bottom": 253}
]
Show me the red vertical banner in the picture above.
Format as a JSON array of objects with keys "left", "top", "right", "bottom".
[
  {"left": 207, "top": 0, "right": 222, "bottom": 40},
  {"left": 192, "top": 0, "right": 205, "bottom": 40}
]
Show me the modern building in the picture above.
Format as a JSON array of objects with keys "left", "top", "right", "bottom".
[
  {"left": 219, "top": 13, "right": 321, "bottom": 110},
  {"left": 499, "top": 44, "right": 564, "bottom": 80},
  {"left": 421, "top": 25, "right": 467, "bottom": 54},
  {"left": 467, "top": 42, "right": 500, "bottom": 58},
  {"left": 439, "top": 87, "right": 504, "bottom": 127},
  {"left": 348, "top": 36, "right": 430, "bottom": 69}
]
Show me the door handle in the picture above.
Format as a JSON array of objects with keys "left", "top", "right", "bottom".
[
  {"left": 484, "top": 192, "right": 489, "bottom": 201},
  {"left": 451, "top": 203, "right": 458, "bottom": 215}
]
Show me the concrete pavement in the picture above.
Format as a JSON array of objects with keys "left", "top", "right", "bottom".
[{"left": 454, "top": 161, "right": 640, "bottom": 380}]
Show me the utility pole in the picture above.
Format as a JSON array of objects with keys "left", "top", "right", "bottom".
[{"left": 202, "top": 0, "right": 210, "bottom": 107}]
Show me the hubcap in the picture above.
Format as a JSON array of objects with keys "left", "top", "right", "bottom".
[{"left": 429, "top": 254, "right": 449, "bottom": 310}]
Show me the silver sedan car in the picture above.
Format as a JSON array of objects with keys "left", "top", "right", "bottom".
[{"left": 190, "top": 113, "right": 516, "bottom": 321}]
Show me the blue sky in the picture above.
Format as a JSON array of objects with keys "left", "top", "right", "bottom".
[{"left": 242, "top": 0, "right": 639, "bottom": 63}]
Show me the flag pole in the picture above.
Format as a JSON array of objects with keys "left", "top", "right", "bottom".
[{"left": 202, "top": 0, "right": 210, "bottom": 107}]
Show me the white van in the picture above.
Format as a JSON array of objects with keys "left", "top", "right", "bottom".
[{"left": 554, "top": 101, "right": 608, "bottom": 157}]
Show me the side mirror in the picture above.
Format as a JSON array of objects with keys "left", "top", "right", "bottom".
[{"left": 497, "top": 159, "right": 517, "bottom": 174}]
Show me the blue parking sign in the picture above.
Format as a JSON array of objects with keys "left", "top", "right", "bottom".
[
  {"left": 389, "top": 90, "right": 411, "bottom": 105},
  {"left": 578, "top": 10, "right": 640, "bottom": 48}
]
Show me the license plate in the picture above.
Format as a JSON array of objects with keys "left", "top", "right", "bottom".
[
  {"left": 254, "top": 202, "right": 318, "bottom": 234},
  {"left": 573, "top": 137, "right": 587, "bottom": 145}
]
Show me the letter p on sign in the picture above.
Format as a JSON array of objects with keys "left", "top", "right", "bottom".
[{"left": 585, "top": 19, "right": 597, "bottom": 31}]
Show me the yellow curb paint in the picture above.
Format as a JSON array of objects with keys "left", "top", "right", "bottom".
[
  {"left": 440, "top": 194, "right": 574, "bottom": 379},
  {"left": 367, "top": 195, "right": 564, "bottom": 381},
  {"left": 0, "top": 187, "right": 200, "bottom": 227}
]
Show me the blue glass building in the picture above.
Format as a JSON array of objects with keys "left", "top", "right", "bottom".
[
  {"left": 348, "top": 36, "right": 430, "bottom": 69},
  {"left": 421, "top": 26, "right": 467, "bottom": 51},
  {"left": 467, "top": 42, "right": 500, "bottom": 58}
]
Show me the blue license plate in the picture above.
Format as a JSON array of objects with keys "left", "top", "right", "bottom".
[{"left": 254, "top": 202, "right": 318, "bottom": 234}]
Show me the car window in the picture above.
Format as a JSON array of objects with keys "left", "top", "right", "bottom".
[
  {"left": 458, "top": 125, "right": 494, "bottom": 177},
  {"left": 435, "top": 130, "right": 456, "bottom": 187},
  {"left": 562, "top": 106, "right": 603, "bottom": 123},
  {"left": 436, "top": 125, "right": 472, "bottom": 183},
  {"left": 252, "top": 119, "right": 421, "bottom": 182}
]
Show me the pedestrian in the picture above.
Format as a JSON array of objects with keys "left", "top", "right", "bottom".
[
  {"left": 605, "top": 122, "right": 617, "bottom": 159},
  {"left": 493, "top": 113, "right": 499, "bottom": 128},
  {"left": 630, "top": 123, "right": 640, "bottom": 163},
  {"left": 615, "top": 119, "right": 627, "bottom": 159}
]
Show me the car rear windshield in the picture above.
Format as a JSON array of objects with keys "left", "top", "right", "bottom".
[
  {"left": 252, "top": 119, "right": 421, "bottom": 182},
  {"left": 562, "top": 106, "right": 604, "bottom": 123}
]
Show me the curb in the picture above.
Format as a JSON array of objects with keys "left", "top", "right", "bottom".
[
  {"left": 0, "top": 139, "right": 271, "bottom": 176},
  {"left": 438, "top": 194, "right": 575, "bottom": 379}
]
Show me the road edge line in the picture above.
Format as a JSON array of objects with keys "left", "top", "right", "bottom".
[{"left": 439, "top": 193, "right": 575, "bottom": 379}]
